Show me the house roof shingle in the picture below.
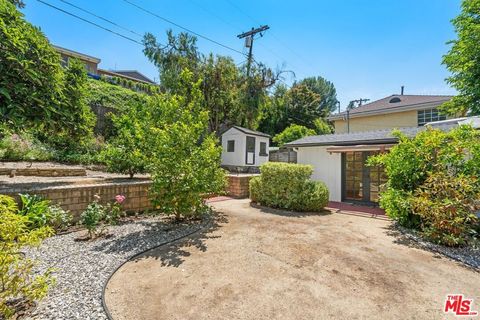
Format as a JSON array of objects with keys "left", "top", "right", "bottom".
[
  {"left": 110, "top": 70, "right": 155, "bottom": 84},
  {"left": 284, "top": 123, "right": 458, "bottom": 147},
  {"left": 328, "top": 94, "right": 453, "bottom": 120}
]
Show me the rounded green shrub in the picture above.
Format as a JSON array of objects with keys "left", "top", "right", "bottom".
[{"left": 249, "top": 162, "right": 329, "bottom": 212}]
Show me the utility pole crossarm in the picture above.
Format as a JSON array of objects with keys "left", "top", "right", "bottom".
[
  {"left": 236, "top": 25, "right": 270, "bottom": 39},
  {"left": 237, "top": 25, "right": 269, "bottom": 77}
]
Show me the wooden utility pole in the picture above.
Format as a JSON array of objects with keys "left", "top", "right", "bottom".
[{"left": 237, "top": 25, "right": 269, "bottom": 77}]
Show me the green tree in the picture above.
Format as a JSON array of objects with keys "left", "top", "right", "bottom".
[
  {"left": 200, "top": 54, "right": 241, "bottom": 133},
  {"left": 101, "top": 103, "right": 149, "bottom": 178},
  {"left": 143, "top": 30, "right": 278, "bottom": 133},
  {"left": 313, "top": 118, "right": 333, "bottom": 135},
  {"left": 298, "top": 76, "right": 339, "bottom": 116},
  {"left": 146, "top": 70, "right": 226, "bottom": 220},
  {"left": 51, "top": 59, "right": 95, "bottom": 149},
  {"left": 285, "top": 83, "right": 323, "bottom": 128},
  {"left": 143, "top": 30, "right": 200, "bottom": 93},
  {"left": 0, "top": 0, "right": 65, "bottom": 130},
  {"left": 8, "top": 0, "right": 23, "bottom": 8},
  {"left": 273, "top": 124, "right": 316, "bottom": 147},
  {"left": 257, "top": 84, "right": 289, "bottom": 136},
  {"left": 442, "top": 0, "right": 480, "bottom": 115}
]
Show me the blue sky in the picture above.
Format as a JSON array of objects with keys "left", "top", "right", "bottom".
[{"left": 23, "top": 0, "right": 460, "bottom": 110}]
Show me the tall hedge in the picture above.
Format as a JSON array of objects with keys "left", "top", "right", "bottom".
[
  {"left": 250, "top": 162, "right": 329, "bottom": 212},
  {"left": 0, "top": 0, "right": 65, "bottom": 130}
]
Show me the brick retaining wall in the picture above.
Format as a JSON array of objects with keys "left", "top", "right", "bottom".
[
  {"left": 227, "top": 174, "right": 258, "bottom": 198},
  {"left": 4, "top": 181, "right": 152, "bottom": 220},
  {"left": 3, "top": 174, "right": 255, "bottom": 219}
]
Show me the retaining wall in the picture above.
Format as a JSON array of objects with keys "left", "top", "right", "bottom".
[{"left": 3, "top": 181, "right": 152, "bottom": 220}]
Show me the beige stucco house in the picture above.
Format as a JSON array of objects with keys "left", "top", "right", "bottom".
[{"left": 328, "top": 94, "right": 454, "bottom": 134}]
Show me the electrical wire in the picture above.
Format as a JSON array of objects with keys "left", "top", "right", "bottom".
[
  {"left": 58, "top": 0, "right": 143, "bottom": 37},
  {"left": 36, "top": 0, "right": 143, "bottom": 46},
  {"left": 121, "top": 0, "right": 247, "bottom": 57}
]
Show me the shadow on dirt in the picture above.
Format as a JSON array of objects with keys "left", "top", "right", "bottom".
[
  {"left": 250, "top": 202, "right": 332, "bottom": 218},
  {"left": 92, "top": 211, "right": 228, "bottom": 268}
]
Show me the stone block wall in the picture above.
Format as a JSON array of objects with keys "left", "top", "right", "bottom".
[
  {"left": 227, "top": 174, "right": 258, "bottom": 198},
  {"left": 4, "top": 181, "right": 152, "bottom": 220},
  {"left": 0, "top": 167, "right": 86, "bottom": 177}
]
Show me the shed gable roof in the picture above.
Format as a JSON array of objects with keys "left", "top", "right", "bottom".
[{"left": 222, "top": 126, "right": 271, "bottom": 138}]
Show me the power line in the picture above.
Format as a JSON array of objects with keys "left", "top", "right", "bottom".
[
  {"left": 121, "top": 0, "right": 247, "bottom": 57},
  {"left": 58, "top": 0, "right": 143, "bottom": 37},
  {"left": 36, "top": 0, "right": 143, "bottom": 46}
]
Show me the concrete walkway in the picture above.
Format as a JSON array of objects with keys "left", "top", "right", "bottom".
[{"left": 105, "top": 199, "right": 480, "bottom": 320}]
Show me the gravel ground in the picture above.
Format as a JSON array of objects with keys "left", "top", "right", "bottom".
[
  {"left": 396, "top": 225, "right": 480, "bottom": 270},
  {"left": 24, "top": 215, "right": 209, "bottom": 320}
]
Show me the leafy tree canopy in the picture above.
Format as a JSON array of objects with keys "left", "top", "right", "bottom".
[
  {"left": 272, "top": 124, "right": 316, "bottom": 147},
  {"left": 442, "top": 0, "right": 480, "bottom": 115}
]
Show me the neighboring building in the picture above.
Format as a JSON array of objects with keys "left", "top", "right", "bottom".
[
  {"left": 53, "top": 45, "right": 100, "bottom": 75},
  {"left": 53, "top": 45, "right": 155, "bottom": 85},
  {"left": 328, "top": 94, "right": 454, "bottom": 133},
  {"left": 221, "top": 126, "right": 270, "bottom": 172},
  {"left": 97, "top": 69, "right": 155, "bottom": 85}
]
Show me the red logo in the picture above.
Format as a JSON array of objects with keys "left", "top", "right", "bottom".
[{"left": 444, "top": 294, "right": 478, "bottom": 316}]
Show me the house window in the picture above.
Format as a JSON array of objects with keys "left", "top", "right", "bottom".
[
  {"left": 259, "top": 142, "right": 268, "bottom": 156},
  {"left": 227, "top": 140, "right": 235, "bottom": 152},
  {"left": 417, "top": 108, "right": 446, "bottom": 126}
]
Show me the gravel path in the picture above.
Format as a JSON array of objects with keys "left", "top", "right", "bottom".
[{"left": 25, "top": 216, "right": 209, "bottom": 320}]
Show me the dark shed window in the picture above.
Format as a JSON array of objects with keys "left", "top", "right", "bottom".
[
  {"left": 227, "top": 140, "right": 235, "bottom": 152},
  {"left": 259, "top": 142, "right": 268, "bottom": 156}
]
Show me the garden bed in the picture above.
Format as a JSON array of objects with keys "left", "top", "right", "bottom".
[
  {"left": 395, "top": 225, "right": 480, "bottom": 270},
  {"left": 24, "top": 215, "right": 210, "bottom": 320}
]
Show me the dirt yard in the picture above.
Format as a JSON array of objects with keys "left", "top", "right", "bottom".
[{"left": 105, "top": 199, "right": 480, "bottom": 320}]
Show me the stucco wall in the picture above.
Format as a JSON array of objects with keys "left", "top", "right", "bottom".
[
  {"left": 221, "top": 128, "right": 246, "bottom": 166},
  {"left": 221, "top": 128, "right": 270, "bottom": 167},
  {"left": 333, "top": 110, "right": 419, "bottom": 133},
  {"left": 296, "top": 146, "right": 342, "bottom": 202}
]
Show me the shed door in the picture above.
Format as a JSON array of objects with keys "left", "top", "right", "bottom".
[{"left": 246, "top": 136, "right": 256, "bottom": 165}]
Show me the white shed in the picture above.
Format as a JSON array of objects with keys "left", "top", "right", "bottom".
[{"left": 221, "top": 126, "right": 271, "bottom": 168}]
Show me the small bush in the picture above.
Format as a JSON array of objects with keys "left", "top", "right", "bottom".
[
  {"left": 80, "top": 200, "right": 105, "bottom": 239},
  {"left": 47, "top": 206, "right": 72, "bottom": 232},
  {"left": 369, "top": 125, "right": 480, "bottom": 246},
  {"left": 0, "top": 131, "right": 52, "bottom": 161},
  {"left": 411, "top": 172, "right": 479, "bottom": 246},
  {"left": 249, "top": 162, "right": 329, "bottom": 212},
  {"left": 18, "top": 194, "right": 52, "bottom": 229},
  {"left": 0, "top": 195, "right": 54, "bottom": 319}
]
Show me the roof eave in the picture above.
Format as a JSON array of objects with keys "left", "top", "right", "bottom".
[
  {"left": 328, "top": 100, "right": 451, "bottom": 121},
  {"left": 285, "top": 138, "right": 398, "bottom": 148}
]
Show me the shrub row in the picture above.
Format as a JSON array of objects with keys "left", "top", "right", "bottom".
[{"left": 250, "top": 162, "right": 329, "bottom": 212}]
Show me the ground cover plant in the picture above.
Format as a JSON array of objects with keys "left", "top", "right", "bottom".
[
  {"left": 368, "top": 125, "right": 480, "bottom": 246},
  {"left": 250, "top": 162, "right": 329, "bottom": 212}
]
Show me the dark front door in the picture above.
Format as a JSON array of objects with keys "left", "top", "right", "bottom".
[
  {"left": 245, "top": 136, "right": 255, "bottom": 165},
  {"left": 342, "top": 151, "right": 387, "bottom": 204}
]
